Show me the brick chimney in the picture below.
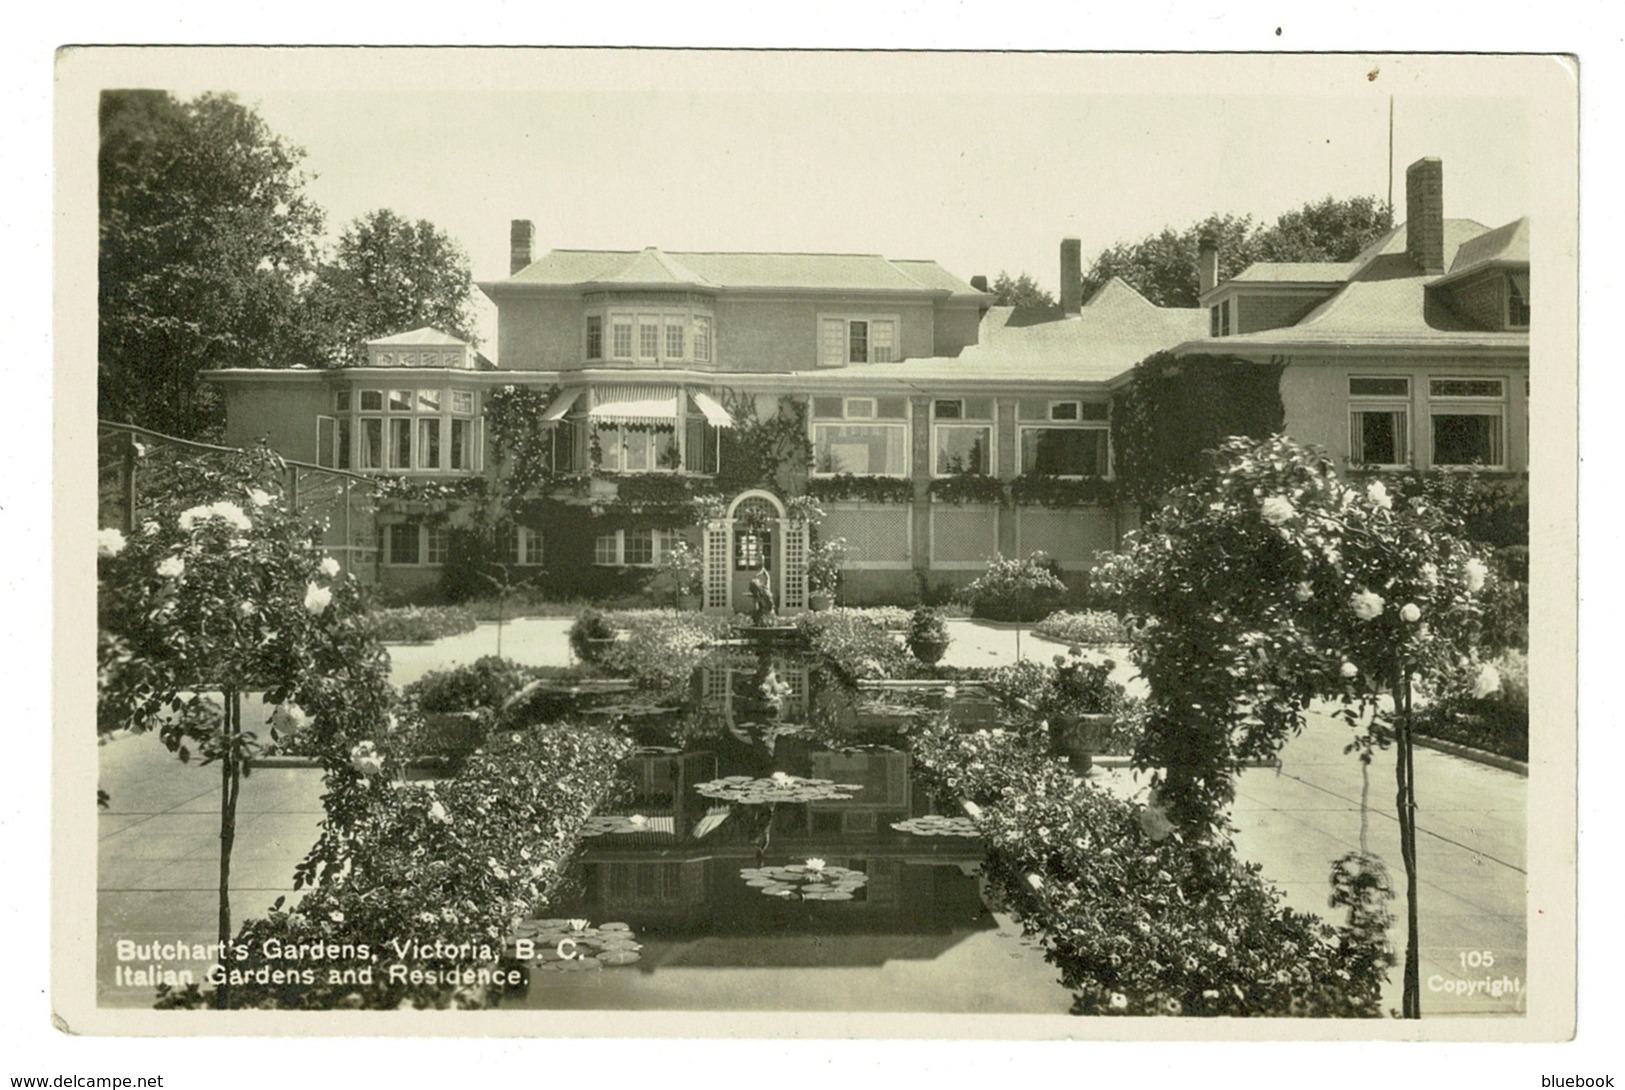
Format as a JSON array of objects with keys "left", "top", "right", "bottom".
[
  {"left": 1060, "top": 238, "right": 1083, "bottom": 315},
  {"left": 970, "top": 274, "right": 989, "bottom": 293},
  {"left": 1405, "top": 158, "right": 1445, "bottom": 275},
  {"left": 1197, "top": 234, "right": 1219, "bottom": 296},
  {"left": 510, "top": 219, "right": 535, "bottom": 275}
]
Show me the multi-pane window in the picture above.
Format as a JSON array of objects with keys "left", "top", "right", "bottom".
[
  {"left": 638, "top": 317, "right": 661, "bottom": 361},
  {"left": 665, "top": 320, "right": 685, "bottom": 360},
  {"left": 425, "top": 524, "right": 450, "bottom": 565},
  {"left": 344, "top": 387, "right": 479, "bottom": 473},
  {"left": 1348, "top": 376, "right": 1411, "bottom": 468},
  {"left": 819, "top": 316, "right": 899, "bottom": 366},
  {"left": 693, "top": 317, "right": 712, "bottom": 362},
  {"left": 612, "top": 318, "right": 634, "bottom": 359},
  {"left": 508, "top": 527, "right": 544, "bottom": 567},
  {"left": 592, "top": 528, "right": 670, "bottom": 567},
  {"left": 385, "top": 523, "right": 421, "bottom": 566},
  {"left": 1430, "top": 377, "right": 1507, "bottom": 468},
  {"left": 586, "top": 316, "right": 604, "bottom": 360},
  {"left": 1020, "top": 402, "right": 1109, "bottom": 477},
  {"left": 811, "top": 396, "right": 909, "bottom": 476}
]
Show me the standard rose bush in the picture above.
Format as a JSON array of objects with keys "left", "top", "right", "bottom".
[
  {"left": 961, "top": 551, "right": 1068, "bottom": 622},
  {"left": 910, "top": 721, "right": 1392, "bottom": 1017}
]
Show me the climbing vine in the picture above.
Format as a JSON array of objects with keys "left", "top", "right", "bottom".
[
  {"left": 928, "top": 472, "right": 1006, "bottom": 506},
  {"left": 716, "top": 392, "right": 813, "bottom": 494},
  {"left": 1008, "top": 473, "right": 1119, "bottom": 508},
  {"left": 807, "top": 474, "right": 915, "bottom": 504}
]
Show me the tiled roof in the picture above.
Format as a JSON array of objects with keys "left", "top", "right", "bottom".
[
  {"left": 790, "top": 277, "right": 1206, "bottom": 386},
  {"left": 500, "top": 248, "right": 974, "bottom": 294},
  {"left": 366, "top": 327, "right": 469, "bottom": 346},
  {"left": 1229, "top": 261, "right": 1357, "bottom": 283}
]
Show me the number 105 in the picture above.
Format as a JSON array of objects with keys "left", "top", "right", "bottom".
[{"left": 1459, "top": 950, "right": 1495, "bottom": 969}]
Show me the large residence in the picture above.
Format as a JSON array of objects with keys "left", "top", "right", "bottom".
[{"left": 207, "top": 157, "right": 1530, "bottom": 610}]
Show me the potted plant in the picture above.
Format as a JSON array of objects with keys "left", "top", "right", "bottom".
[
  {"left": 658, "top": 538, "right": 704, "bottom": 610},
  {"left": 906, "top": 605, "right": 951, "bottom": 665},
  {"left": 569, "top": 607, "right": 618, "bottom": 662},
  {"left": 806, "top": 535, "right": 848, "bottom": 611},
  {"left": 1037, "top": 647, "right": 1124, "bottom": 774}
]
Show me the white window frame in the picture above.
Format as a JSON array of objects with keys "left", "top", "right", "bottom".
[
  {"left": 585, "top": 314, "right": 604, "bottom": 360},
  {"left": 338, "top": 387, "right": 481, "bottom": 474},
  {"left": 1347, "top": 375, "right": 1413, "bottom": 470},
  {"left": 1428, "top": 376, "right": 1508, "bottom": 470},
  {"left": 932, "top": 422, "right": 996, "bottom": 477},
  {"left": 425, "top": 523, "right": 450, "bottom": 565},
  {"left": 592, "top": 528, "right": 670, "bottom": 568},
  {"left": 382, "top": 523, "right": 424, "bottom": 567},
  {"left": 817, "top": 314, "right": 901, "bottom": 367},
  {"left": 588, "top": 306, "right": 712, "bottom": 366},
  {"left": 1018, "top": 421, "right": 1111, "bottom": 479},
  {"left": 596, "top": 424, "right": 678, "bottom": 473},
  {"left": 1506, "top": 276, "right": 1530, "bottom": 330},
  {"left": 693, "top": 316, "right": 712, "bottom": 363},
  {"left": 508, "top": 526, "right": 544, "bottom": 567}
]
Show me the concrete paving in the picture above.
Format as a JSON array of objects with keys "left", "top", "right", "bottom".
[{"left": 95, "top": 616, "right": 1525, "bottom": 1017}]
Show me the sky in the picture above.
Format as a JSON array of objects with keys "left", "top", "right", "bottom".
[{"left": 105, "top": 49, "right": 1557, "bottom": 357}]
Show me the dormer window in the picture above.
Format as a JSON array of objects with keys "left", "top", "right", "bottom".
[
  {"left": 1209, "top": 299, "right": 1233, "bottom": 337},
  {"left": 1507, "top": 273, "right": 1530, "bottom": 329},
  {"left": 586, "top": 303, "right": 714, "bottom": 366}
]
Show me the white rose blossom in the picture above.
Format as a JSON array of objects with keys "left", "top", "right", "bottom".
[
  {"left": 157, "top": 556, "right": 185, "bottom": 579},
  {"left": 348, "top": 741, "right": 384, "bottom": 778},
  {"left": 1293, "top": 581, "right": 1315, "bottom": 602},
  {"left": 427, "top": 800, "right": 451, "bottom": 824},
  {"left": 97, "top": 528, "right": 127, "bottom": 558},
  {"left": 1464, "top": 557, "right": 1489, "bottom": 593},
  {"left": 1025, "top": 873, "right": 1044, "bottom": 891},
  {"left": 1350, "top": 589, "right": 1385, "bottom": 622},
  {"left": 319, "top": 557, "right": 341, "bottom": 577},
  {"left": 1472, "top": 663, "right": 1502, "bottom": 699},
  {"left": 1260, "top": 496, "right": 1296, "bottom": 525},
  {"left": 247, "top": 488, "right": 273, "bottom": 508},
  {"left": 304, "top": 583, "right": 332, "bottom": 615},
  {"left": 1340, "top": 661, "right": 1359, "bottom": 679},
  {"left": 1366, "top": 480, "right": 1393, "bottom": 510},
  {"left": 1400, "top": 602, "right": 1422, "bottom": 623}
]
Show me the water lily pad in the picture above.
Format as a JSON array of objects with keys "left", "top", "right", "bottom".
[
  {"left": 598, "top": 950, "right": 641, "bottom": 966},
  {"left": 598, "top": 922, "right": 632, "bottom": 932}
]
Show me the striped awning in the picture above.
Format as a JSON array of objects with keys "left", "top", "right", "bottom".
[
  {"left": 588, "top": 384, "right": 681, "bottom": 426},
  {"left": 540, "top": 387, "right": 582, "bottom": 423},
  {"left": 689, "top": 390, "right": 735, "bottom": 428}
]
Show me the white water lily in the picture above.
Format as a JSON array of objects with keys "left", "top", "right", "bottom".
[
  {"left": 304, "top": 583, "right": 332, "bottom": 615},
  {"left": 628, "top": 814, "right": 648, "bottom": 828},
  {"left": 770, "top": 771, "right": 792, "bottom": 785},
  {"left": 567, "top": 918, "right": 589, "bottom": 932},
  {"left": 157, "top": 556, "right": 185, "bottom": 579},
  {"left": 1350, "top": 590, "right": 1385, "bottom": 622},
  {"left": 805, "top": 857, "right": 826, "bottom": 872},
  {"left": 97, "top": 528, "right": 127, "bottom": 558}
]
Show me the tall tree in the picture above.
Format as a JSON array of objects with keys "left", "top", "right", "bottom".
[
  {"left": 990, "top": 270, "right": 1056, "bottom": 309},
  {"left": 99, "top": 91, "right": 325, "bottom": 439},
  {"left": 1078, "top": 197, "right": 1393, "bottom": 309},
  {"left": 310, "top": 209, "right": 481, "bottom": 366}
]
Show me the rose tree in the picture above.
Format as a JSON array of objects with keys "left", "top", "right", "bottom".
[
  {"left": 1096, "top": 435, "right": 1496, "bottom": 1017},
  {"left": 98, "top": 447, "right": 395, "bottom": 1007}
]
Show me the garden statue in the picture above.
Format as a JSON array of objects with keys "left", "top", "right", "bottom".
[{"left": 748, "top": 563, "right": 776, "bottom": 625}]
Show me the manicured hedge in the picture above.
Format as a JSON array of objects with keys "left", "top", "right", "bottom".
[{"left": 368, "top": 605, "right": 479, "bottom": 643}]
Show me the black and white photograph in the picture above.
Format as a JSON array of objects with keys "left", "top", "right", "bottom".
[{"left": 40, "top": 42, "right": 1588, "bottom": 1066}]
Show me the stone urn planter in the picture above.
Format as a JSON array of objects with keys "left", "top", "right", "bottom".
[
  {"left": 1048, "top": 713, "right": 1109, "bottom": 774},
  {"left": 907, "top": 636, "right": 950, "bottom": 665}
]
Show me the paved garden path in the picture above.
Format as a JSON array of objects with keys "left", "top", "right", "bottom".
[{"left": 96, "top": 616, "right": 1526, "bottom": 1016}]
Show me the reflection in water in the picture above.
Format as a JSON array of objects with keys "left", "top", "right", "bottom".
[{"left": 524, "top": 650, "right": 1002, "bottom": 996}]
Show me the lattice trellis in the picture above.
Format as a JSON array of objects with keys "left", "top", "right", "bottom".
[
  {"left": 1015, "top": 508, "right": 1116, "bottom": 566},
  {"left": 780, "top": 517, "right": 809, "bottom": 610},
  {"left": 822, "top": 505, "right": 911, "bottom": 566},
  {"left": 930, "top": 505, "right": 999, "bottom": 567},
  {"left": 703, "top": 520, "right": 732, "bottom": 611}
]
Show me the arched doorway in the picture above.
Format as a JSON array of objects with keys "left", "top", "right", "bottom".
[{"left": 702, "top": 490, "right": 809, "bottom": 615}]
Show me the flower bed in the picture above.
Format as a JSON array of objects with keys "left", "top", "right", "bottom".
[
  {"left": 1031, "top": 610, "right": 1128, "bottom": 647},
  {"left": 796, "top": 610, "right": 911, "bottom": 682},
  {"left": 159, "top": 723, "right": 633, "bottom": 1010},
  {"left": 909, "top": 722, "right": 1394, "bottom": 1017},
  {"left": 368, "top": 605, "right": 479, "bottom": 643},
  {"left": 962, "top": 552, "right": 1068, "bottom": 623},
  {"left": 1412, "top": 649, "right": 1528, "bottom": 762}
]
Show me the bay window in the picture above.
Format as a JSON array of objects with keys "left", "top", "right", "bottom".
[
  {"left": 337, "top": 386, "right": 480, "bottom": 473},
  {"left": 588, "top": 305, "right": 714, "bottom": 366},
  {"left": 596, "top": 425, "right": 678, "bottom": 472}
]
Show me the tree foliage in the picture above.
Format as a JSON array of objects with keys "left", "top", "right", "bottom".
[
  {"left": 1079, "top": 196, "right": 1393, "bottom": 309},
  {"left": 309, "top": 208, "right": 482, "bottom": 367},
  {"left": 990, "top": 270, "right": 1056, "bottom": 309},
  {"left": 99, "top": 91, "right": 325, "bottom": 439}
]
